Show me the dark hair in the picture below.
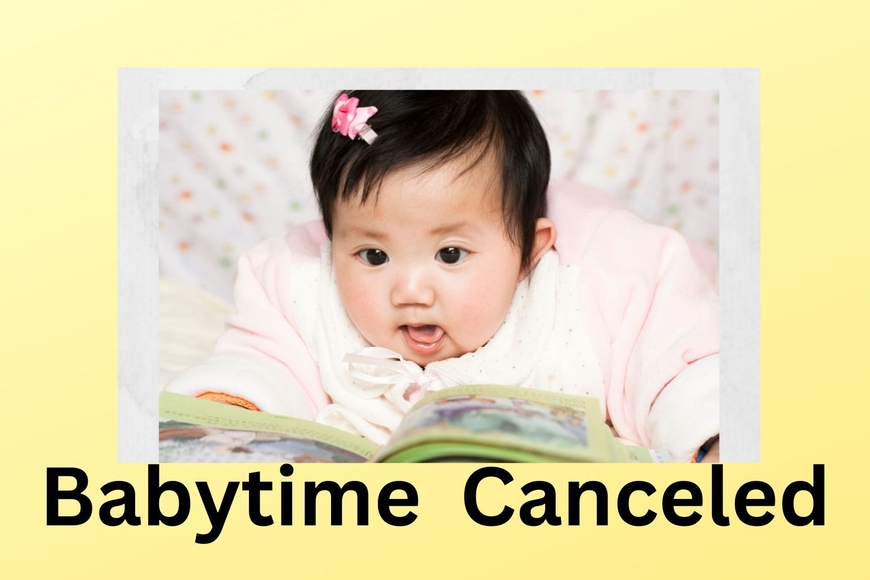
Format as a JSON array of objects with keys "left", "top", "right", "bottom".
[{"left": 309, "top": 90, "right": 551, "bottom": 270}]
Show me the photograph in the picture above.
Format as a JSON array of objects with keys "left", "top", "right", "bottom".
[{"left": 156, "top": 88, "right": 722, "bottom": 463}]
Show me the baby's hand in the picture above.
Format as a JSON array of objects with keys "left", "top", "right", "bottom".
[
  {"left": 197, "top": 391, "right": 261, "bottom": 411},
  {"left": 699, "top": 437, "right": 720, "bottom": 463}
]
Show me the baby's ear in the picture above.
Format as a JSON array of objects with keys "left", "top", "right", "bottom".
[{"left": 520, "top": 218, "right": 557, "bottom": 281}]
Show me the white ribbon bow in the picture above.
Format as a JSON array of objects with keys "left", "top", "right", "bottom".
[{"left": 342, "top": 347, "right": 446, "bottom": 412}]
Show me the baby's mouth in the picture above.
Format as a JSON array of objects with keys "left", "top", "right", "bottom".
[{"left": 401, "top": 324, "right": 445, "bottom": 352}]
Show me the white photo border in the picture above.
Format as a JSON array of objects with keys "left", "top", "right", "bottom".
[{"left": 118, "top": 68, "right": 759, "bottom": 463}]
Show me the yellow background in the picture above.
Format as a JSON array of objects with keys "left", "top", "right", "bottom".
[{"left": 1, "top": 1, "right": 867, "bottom": 577}]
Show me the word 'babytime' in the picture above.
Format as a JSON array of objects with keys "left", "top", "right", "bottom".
[{"left": 46, "top": 464, "right": 824, "bottom": 543}]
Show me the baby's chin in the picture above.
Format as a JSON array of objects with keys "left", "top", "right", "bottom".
[
  {"left": 377, "top": 332, "right": 458, "bottom": 367},
  {"left": 394, "top": 344, "right": 448, "bottom": 367},
  {"left": 361, "top": 329, "right": 480, "bottom": 367},
  {"left": 404, "top": 350, "right": 456, "bottom": 368},
  {"left": 400, "top": 338, "right": 479, "bottom": 368}
]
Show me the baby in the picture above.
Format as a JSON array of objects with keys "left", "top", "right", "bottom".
[{"left": 165, "top": 90, "right": 720, "bottom": 462}]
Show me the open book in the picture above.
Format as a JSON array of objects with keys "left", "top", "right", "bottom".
[{"left": 159, "top": 385, "right": 670, "bottom": 463}]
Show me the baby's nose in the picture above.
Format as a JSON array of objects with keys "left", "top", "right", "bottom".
[{"left": 391, "top": 269, "right": 435, "bottom": 307}]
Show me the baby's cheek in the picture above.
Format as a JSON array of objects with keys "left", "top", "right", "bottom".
[
  {"left": 339, "top": 279, "right": 383, "bottom": 337},
  {"left": 454, "top": 288, "right": 508, "bottom": 339},
  {"left": 340, "top": 267, "right": 381, "bottom": 306}
]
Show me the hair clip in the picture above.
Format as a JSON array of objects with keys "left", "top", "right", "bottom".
[{"left": 331, "top": 93, "right": 378, "bottom": 144}]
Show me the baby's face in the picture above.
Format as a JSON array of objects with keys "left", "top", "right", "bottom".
[{"left": 332, "top": 155, "right": 523, "bottom": 367}]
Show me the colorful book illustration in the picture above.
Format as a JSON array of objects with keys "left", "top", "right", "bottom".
[{"left": 159, "top": 385, "right": 670, "bottom": 463}]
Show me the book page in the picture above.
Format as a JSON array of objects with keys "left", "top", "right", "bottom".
[
  {"left": 375, "top": 385, "right": 624, "bottom": 463},
  {"left": 159, "top": 392, "right": 378, "bottom": 463}
]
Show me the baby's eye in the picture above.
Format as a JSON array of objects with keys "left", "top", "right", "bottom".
[
  {"left": 435, "top": 247, "right": 469, "bottom": 265},
  {"left": 358, "top": 248, "right": 389, "bottom": 266}
]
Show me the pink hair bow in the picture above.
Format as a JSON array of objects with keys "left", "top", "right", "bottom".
[{"left": 331, "top": 93, "right": 378, "bottom": 144}]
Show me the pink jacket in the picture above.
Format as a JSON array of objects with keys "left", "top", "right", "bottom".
[
  {"left": 165, "top": 181, "right": 719, "bottom": 460},
  {"left": 548, "top": 183, "right": 719, "bottom": 458}
]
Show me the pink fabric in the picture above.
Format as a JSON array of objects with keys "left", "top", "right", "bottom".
[
  {"left": 548, "top": 181, "right": 719, "bottom": 446},
  {"left": 212, "top": 222, "right": 330, "bottom": 417}
]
